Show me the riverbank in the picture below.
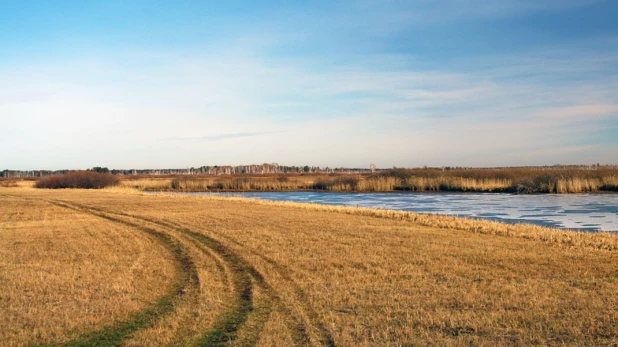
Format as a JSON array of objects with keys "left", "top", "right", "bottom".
[{"left": 2, "top": 187, "right": 618, "bottom": 345}]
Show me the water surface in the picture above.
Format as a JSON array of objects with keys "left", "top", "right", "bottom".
[{"left": 184, "top": 191, "right": 618, "bottom": 232}]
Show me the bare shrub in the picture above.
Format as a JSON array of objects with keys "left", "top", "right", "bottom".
[{"left": 35, "top": 171, "right": 119, "bottom": 189}]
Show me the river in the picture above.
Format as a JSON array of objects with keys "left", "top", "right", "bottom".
[{"left": 180, "top": 191, "right": 618, "bottom": 232}]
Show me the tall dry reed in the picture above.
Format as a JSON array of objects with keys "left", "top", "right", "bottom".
[{"left": 117, "top": 167, "right": 618, "bottom": 194}]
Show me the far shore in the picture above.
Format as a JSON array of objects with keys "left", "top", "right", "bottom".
[
  {"left": 145, "top": 187, "right": 618, "bottom": 194},
  {"left": 5, "top": 166, "right": 618, "bottom": 194}
]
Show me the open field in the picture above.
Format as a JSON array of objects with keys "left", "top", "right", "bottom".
[{"left": 1, "top": 187, "right": 618, "bottom": 345}]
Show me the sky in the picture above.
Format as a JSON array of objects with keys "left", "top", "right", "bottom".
[{"left": 1, "top": 0, "right": 618, "bottom": 170}]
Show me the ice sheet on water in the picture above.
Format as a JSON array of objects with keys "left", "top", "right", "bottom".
[{"left": 192, "top": 191, "right": 618, "bottom": 232}]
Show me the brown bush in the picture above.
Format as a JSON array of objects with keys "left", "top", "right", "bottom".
[{"left": 35, "top": 171, "right": 119, "bottom": 189}]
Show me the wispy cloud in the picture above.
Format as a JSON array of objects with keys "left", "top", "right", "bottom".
[
  {"left": 411, "top": 0, "right": 601, "bottom": 22},
  {"left": 534, "top": 104, "right": 618, "bottom": 119},
  {"left": 2, "top": 40, "right": 617, "bottom": 168},
  {"left": 0, "top": 1, "right": 617, "bottom": 169},
  {"left": 165, "top": 131, "right": 283, "bottom": 142}
]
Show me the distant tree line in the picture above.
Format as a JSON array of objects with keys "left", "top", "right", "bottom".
[
  {"left": 0, "top": 164, "right": 374, "bottom": 177},
  {"left": 1, "top": 169, "right": 69, "bottom": 178}
]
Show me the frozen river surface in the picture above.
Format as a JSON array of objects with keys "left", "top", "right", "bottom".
[{"left": 189, "top": 191, "right": 618, "bottom": 232}]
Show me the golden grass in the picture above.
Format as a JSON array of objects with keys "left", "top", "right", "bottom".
[
  {"left": 549, "top": 176, "right": 618, "bottom": 193},
  {"left": 400, "top": 176, "right": 512, "bottom": 192},
  {"left": 16, "top": 180, "right": 35, "bottom": 188},
  {"left": 167, "top": 175, "right": 313, "bottom": 191},
  {"left": 601, "top": 175, "right": 618, "bottom": 191},
  {"left": 119, "top": 178, "right": 173, "bottom": 190},
  {"left": 2, "top": 187, "right": 618, "bottom": 345},
  {"left": 0, "top": 194, "right": 177, "bottom": 345},
  {"left": 123, "top": 227, "right": 231, "bottom": 346},
  {"left": 176, "top": 194, "right": 618, "bottom": 251}
]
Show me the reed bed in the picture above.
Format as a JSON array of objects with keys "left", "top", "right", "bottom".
[
  {"left": 127, "top": 172, "right": 618, "bottom": 194},
  {"left": 13, "top": 166, "right": 617, "bottom": 193},
  {"left": 398, "top": 177, "right": 512, "bottom": 192},
  {"left": 601, "top": 176, "right": 618, "bottom": 191},
  {"left": 119, "top": 178, "right": 172, "bottom": 190},
  {"left": 170, "top": 176, "right": 307, "bottom": 191},
  {"left": 96, "top": 167, "right": 618, "bottom": 194}
]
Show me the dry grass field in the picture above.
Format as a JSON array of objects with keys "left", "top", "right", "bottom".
[{"left": 1, "top": 187, "right": 618, "bottom": 346}]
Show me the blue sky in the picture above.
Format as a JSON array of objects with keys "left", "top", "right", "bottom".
[{"left": 1, "top": 0, "right": 617, "bottom": 169}]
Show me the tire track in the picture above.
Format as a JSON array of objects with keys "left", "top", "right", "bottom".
[
  {"left": 63, "top": 202, "right": 317, "bottom": 346},
  {"left": 2, "top": 193, "right": 334, "bottom": 346},
  {"left": 84, "top": 206, "right": 334, "bottom": 346},
  {"left": 39, "top": 199, "right": 200, "bottom": 347},
  {"left": 47, "top": 200, "right": 274, "bottom": 346},
  {"left": 206, "top": 233, "right": 337, "bottom": 347},
  {"left": 136, "top": 214, "right": 335, "bottom": 347}
]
